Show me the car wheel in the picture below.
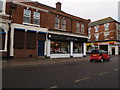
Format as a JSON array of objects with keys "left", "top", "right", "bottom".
[
  {"left": 90, "top": 60, "right": 93, "bottom": 62},
  {"left": 107, "top": 58, "right": 110, "bottom": 62},
  {"left": 100, "top": 59, "right": 104, "bottom": 62}
]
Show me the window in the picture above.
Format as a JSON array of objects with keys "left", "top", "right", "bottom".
[
  {"left": 55, "top": 16, "right": 60, "bottom": 29},
  {"left": 0, "top": 28, "right": 6, "bottom": 50},
  {"left": 0, "top": 0, "right": 3, "bottom": 13},
  {"left": 50, "top": 41, "right": 70, "bottom": 54},
  {"left": 23, "top": 9, "right": 31, "bottom": 23},
  {"left": 95, "top": 33, "right": 99, "bottom": 41},
  {"left": 33, "top": 11, "right": 40, "bottom": 25},
  {"left": 104, "top": 32, "right": 109, "bottom": 40},
  {"left": 73, "top": 42, "right": 83, "bottom": 53},
  {"left": 104, "top": 23, "right": 109, "bottom": 30},
  {"left": 95, "top": 26, "right": 99, "bottom": 32},
  {"left": 88, "top": 28, "right": 91, "bottom": 34},
  {"left": 81, "top": 24, "right": 84, "bottom": 34},
  {"left": 116, "top": 23, "right": 119, "bottom": 30},
  {"left": 61, "top": 17, "right": 66, "bottom": 30},
  {"left": 76, "top": 22, "right": 80, "bottom": 33}
]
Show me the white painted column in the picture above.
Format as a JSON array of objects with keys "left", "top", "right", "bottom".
[
  {"left": 108, "top": 45, "right": 110, "bottom": 55},
  {"left": 70, "top": 41, "right": 73, "bottom": 57},
  {"left": 46, "top": 38, "right": 50, "bottom": 58},
  {"left": 10, "top": 24, "right": 14, "bottom": 56},
  {"left": 115, "top": 45, "right": 118, "bottom": 55},
  {"left": 83, "top": 43, "right": 86, "bottom": 56}
]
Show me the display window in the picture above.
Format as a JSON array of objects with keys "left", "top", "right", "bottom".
[
  {"left": 73, "top": 42, "right": 83, "bottom": 53},
  {"left": 50, "top": 41, "right": 70, "bottom": 54}
]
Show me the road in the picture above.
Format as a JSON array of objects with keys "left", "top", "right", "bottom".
[{"left": 2, "top": 55, "right": 119, "bottom": 88}]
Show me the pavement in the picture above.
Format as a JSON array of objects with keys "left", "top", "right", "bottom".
[{"left": 1, "top": 55, "right": 90, "bottom": 68}]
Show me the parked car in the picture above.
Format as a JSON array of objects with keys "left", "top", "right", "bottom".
[{"left": 90, "top": 50, "right": 110, "bottom": 62}]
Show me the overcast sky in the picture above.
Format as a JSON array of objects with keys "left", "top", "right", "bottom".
[{"left": 33, "top": 0, "right": 119, "bottom": 22}]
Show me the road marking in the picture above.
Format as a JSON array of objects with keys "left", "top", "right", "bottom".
[
  {"left": 74, "top": 77, "right": 90, "bottom": 83},
  {"left": 99, "top": 72, "right": 109, "bottom": 75},
  {"left": 114, "top": 69, "right": 118, "bottom": 71},
  {"left": 50, "top": 85, "right": 58, "bottom": 88}
]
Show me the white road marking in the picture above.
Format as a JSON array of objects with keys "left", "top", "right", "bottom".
[
  {"left": 74, "top": 77, "right": 90, "bottom": 83},
  {"left": 114, "top": 69, "right": 118, "bottom": 71},
  {"left": 50, "top": 85, "right": 58, "bottom": 88},
  {"left": 99, "top": 72, "right": 109, "bottom": 75}
]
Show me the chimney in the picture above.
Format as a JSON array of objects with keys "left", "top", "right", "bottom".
[{"left": 56, "top": 2, "right": 62, "bottom": 10}]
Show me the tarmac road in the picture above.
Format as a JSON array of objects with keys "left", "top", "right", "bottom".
[{"left": 2, "top": 55, "right": 119, "bottom": 88}]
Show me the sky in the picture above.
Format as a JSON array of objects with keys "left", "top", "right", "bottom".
[{"left": 32, "top": 0, "right": 119, "bottom": 22}]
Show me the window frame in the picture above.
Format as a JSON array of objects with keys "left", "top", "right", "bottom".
[
  {"left": 55, "top": 16, "right": 60, "bottom": 29},
  {"left": 23, "top": 9, "right": 31, "bottom": 24},
  {"left": 81, "top": 23, "right": 84, "bottom": 34},
  {"left": 76, "top": 22, "right": 80, "bottom": 33},
  {"left": 61, "top": 17, "right": 66, "bottom": 30},
  {"left": 33, "top": 11, "right": 40, "bottom": 25},
  {"left": 104, "top": 23, "right": 109, "bottom": 30}
]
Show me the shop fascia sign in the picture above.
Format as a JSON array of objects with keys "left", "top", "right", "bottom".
[{"left": 94, "top": 41, "right": 120, "bottom": 45}]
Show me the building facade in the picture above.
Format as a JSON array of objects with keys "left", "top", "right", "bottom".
[
  {"left": 0, "top": 0, "right": 90, "bottom": 59},
  {"left": 87, "top": 17, "right": 120, "bottom": 55}
]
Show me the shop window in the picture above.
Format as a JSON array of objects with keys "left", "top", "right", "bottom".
[
  {"left": 61, "top": 17, "right": 66, "bottom": 30},
  {"left": 55, "top": 16, "right": 60, "bottom": 29},
  {"left": 26, "top": 31, "right": 36, "bottom": 49},
  {"left": 50, "top": 41, "right": 70, "bottom": 54},
  {"left": 33, "top": 11, "right": 40, "bottom": 25},
  {"left": 73, "top": 42, "right": 83, "bottom": 53},
  {"left": 23, "top": 9, "right": 31, "bottom": 24},
  {"left": 14, "top": 29, "right": 25, "bottom": 49},
  {"left": 0, "top": 28, "right": 6, "bottom": 50},
  {"left": 76, "top": 22, "right": 80, "bottom": 33}
]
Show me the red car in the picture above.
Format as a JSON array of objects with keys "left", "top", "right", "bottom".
[{"left": 90, "top": 50, "right": 110, "bottom": 62}]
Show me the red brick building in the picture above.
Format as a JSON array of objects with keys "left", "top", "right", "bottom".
[
  {"left": 87, "top": 17, "right": 120, "bottom": 55},
  {"left": 0, "top": 0, "right": 90, "bottom": 59}
]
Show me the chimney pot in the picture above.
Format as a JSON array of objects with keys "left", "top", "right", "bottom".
[{"left": 56, "top": 2, "right": 62, "bottom": 10}]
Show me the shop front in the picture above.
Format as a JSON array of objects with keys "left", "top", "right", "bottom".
[{"left": 46, "top": 33, "right": 88, "bottom": 58}]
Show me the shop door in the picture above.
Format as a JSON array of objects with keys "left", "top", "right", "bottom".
[
  {"left": 112, "top": 47, "right": 115, "bottom": 55},
  {"left": 38, "top": 41, "right": 44, "bottom": 56}
]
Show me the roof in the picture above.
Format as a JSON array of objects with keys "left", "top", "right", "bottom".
[{"left": 89, "top": 17, "right": 119, "bottom": 27}]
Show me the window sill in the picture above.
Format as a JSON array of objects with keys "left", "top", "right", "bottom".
[
  {"left": 0, "top": 50, "right": 7, "bottom": 52},
  {"left": 23, "top": 23, "right": 40, "bottom": 27}
]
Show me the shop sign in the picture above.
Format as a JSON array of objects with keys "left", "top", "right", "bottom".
[{"left": 48, "top": 34, "right": 87, "bottom": 42}]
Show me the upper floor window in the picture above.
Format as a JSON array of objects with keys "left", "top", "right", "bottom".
[
  {"left": 104, "top": 32, "right": 109, "bottom": 40},
  {"left": 95, "top": 26, "right": 99, "bottom": 32},
  {"left": 55, "top": 16, "right": 60, "bottom": 29},
  {"left": 88, "top": 28, "right": 91, "bottom": 34},
  {"left": 23, "top": 9, "right": 31, "bottom": 24},
  {"left": 95, "top": 33, "right": 99, "bottom": 41},
  {"left": 104, "top": 23, "right": 109, "bottom": 30},
  {"left": 116, "top": 23, "right": 119, "bottom": 30},
  {"left": 76, "top": 22, "right": 80, "bottom": 33},
  {"left": 81, "top": 23, "right": 84, "bottom": 34},
  {"left": 33, "top": 11, "right": 40, "bottom": 25},
  {"left": 0, "top": 0, "right": 3, "bottom": 13},
  {"left": 61, "top": 17, "right": 66, "bottom": 30}
]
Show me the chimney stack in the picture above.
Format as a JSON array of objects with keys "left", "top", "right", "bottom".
[{"left": 56, "top": 2, "right": 62, "bottom": 10}]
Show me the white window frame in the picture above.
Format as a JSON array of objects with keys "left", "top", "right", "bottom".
[
  {"left": 61, "top": 17, "right": 66, "bottom": 30},
  {"left": 104, "top": 23, "right": 109, "bottom": 30},
  {"left": 104, "top": 32, "right": 109, "bottom": 40},
  {"left": 81, "top": 23, "right": 84, "bottom": 34},
  {"left": 33, "top": 11, "right": 40, "bottom": 25},
  {"left": 88, "top": 28, "right": 91, "bottom": 34},
  {"left": 0, "top": 0, "right": 6, "bottom": 14},
  {"left": 95, "top": 33, "right": 99, "bottom": 41},
  {"left": 95, "top": 26, "right": 99, "bottom": 32},
  {"left": 23, "top": 9, "right": 31, "bottom": 24},
  {"left": 116, "top": 23, "right": 119, "bottom": 30},
  {"left": 76, "top": 22, "right": 80, "bottom": 33},
  {"left": 55, "top": 15, "right": 60, "bottom": 29}
]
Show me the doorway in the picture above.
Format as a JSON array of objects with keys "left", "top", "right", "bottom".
[
  {"left": 38, "top": 41, "right": 44, "bottom": 56},
  {"left": 112, "top": 47, "right": 115, "bottom": 55}
]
